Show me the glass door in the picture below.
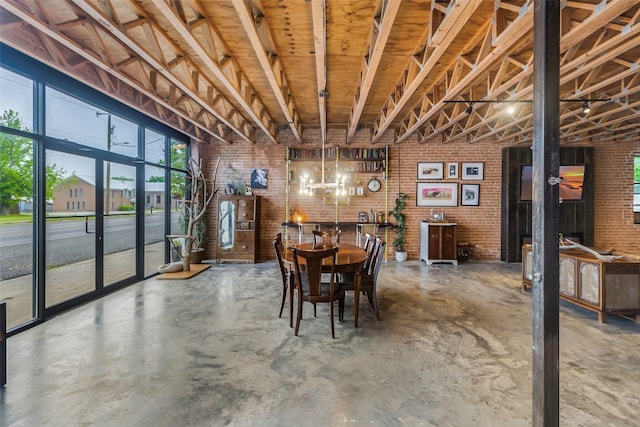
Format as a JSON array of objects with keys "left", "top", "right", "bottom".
[
  {"left": 103, "top": 162, "right": 137, "bottom": 286},
  {"left": 45, "top": 150, "right": 96, "bottom": 307}
]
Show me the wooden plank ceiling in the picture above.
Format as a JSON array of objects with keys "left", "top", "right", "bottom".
[{"left": 1, "top": 0, "right": 639, "bottom": 145}]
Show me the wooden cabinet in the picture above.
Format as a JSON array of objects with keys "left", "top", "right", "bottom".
[
  {"left": 216, "top": 195, "right": 260, "bottom": 263},
  {"left": 522, "top": 244, "right": 640, "bottom": 322},
  {"left": 420, "top": 221, "right": 457, "bottom": 265}
]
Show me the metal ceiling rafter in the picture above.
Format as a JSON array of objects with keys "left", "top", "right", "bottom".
[
  {"left": 370, "top": 0, "right": 485, "bottom": 143},
  {"left": 156, "top": 0, "right": 279, "bottom": 144},
  {"left": 0, "top": 0, "right": 226, "bottom": 143},
  {"left": 345, "top": 0, "right": 401, "bottom": 144},
  {"left": 232, "top": 0, "right": 303, "bottom": 142},
  {"left": 70, "top": 0, "right": 256, "bottom": 144}
]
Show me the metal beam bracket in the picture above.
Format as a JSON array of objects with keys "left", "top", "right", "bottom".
[{"left": 548, "top": 176, "right": 562, "bottom": 185}]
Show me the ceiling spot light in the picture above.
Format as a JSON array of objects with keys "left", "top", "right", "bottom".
[
  {"left": 506, "top": 104, "right": 516, "bottom": 115},
  {"left": 582, "top": 100, "right": 591, "bottom": 115}
]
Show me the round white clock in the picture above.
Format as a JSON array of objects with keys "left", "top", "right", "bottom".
[{"left": 367, "top": 177, "right": 381, "bottom": 193}]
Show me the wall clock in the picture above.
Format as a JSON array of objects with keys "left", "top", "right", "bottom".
[{"left": 367, "top": 176, "right": 381, "bottom": 193}]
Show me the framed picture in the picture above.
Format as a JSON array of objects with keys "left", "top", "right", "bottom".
[
  {"left": 250, "top": 168, "right": 268, "bottom": 189},
  {"left": 461, "top": 184, "right": 480, "bottom": 206},
  {"left": 461, "top": 162, "right": 484, "bottom": 180},
  {"left": 416, "top": 182, "right": 458, "bottom": 207},
  {"left": 417, "top": 162, "right": 444, "bottom": 180},
  {"left": 447, "top": 162, "right": 458, "bottom": 179}
]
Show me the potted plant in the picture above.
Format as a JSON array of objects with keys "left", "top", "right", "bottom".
[
  {"left": 225, "top": 164, "right": 249, "bottom": 195},
  {"left": 389, "top": 192, "right": 409, "bottom": 262}
]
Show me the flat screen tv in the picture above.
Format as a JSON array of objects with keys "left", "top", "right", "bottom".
[{"left": 520, "top": 164, "right": 585, "bottom": 201}]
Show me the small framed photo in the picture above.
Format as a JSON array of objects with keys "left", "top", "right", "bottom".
[
  {"left": 416, "top": 182, "right": 458, "bottom": 207},
  {"left": 348, "top": 187, "right": 355, "bottom": 196},
  {"left": 417, "top": 162, "right": 444, "bottom": 180},
  {"left": 447, "top": 162, "right": 458, "bottom": 179},
  {"left": 357, "top": 187, "right": 364, "bottom": 196},
  {"left": 461, "top": 162, "right": 484, "bottom": 180},
  {"left": 250, "top": 168, "right": 268, "bottom": 189},
  {"left": 461, "top": 184, "right": 480, "bottom": 206}
]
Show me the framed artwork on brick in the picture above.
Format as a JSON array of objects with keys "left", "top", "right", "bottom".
[
  {"left": 461, "top": 184, "right": 480, "bottom": 206},
  {"left": 416, "top": 182, "right": 458, "bottom": 207},
  {"left": 417, "top": 162, "right": 444, "bottom": 180},
  {"left": 461, "top": 162, "right": 483, "bottom": 180},
  {"left": 447, "top": 162, "right": 458, "bottom": 179}
]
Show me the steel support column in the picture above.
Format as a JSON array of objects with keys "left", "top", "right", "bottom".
[{"left": 531, "top": 1, "right": 561, "bottom": 426}]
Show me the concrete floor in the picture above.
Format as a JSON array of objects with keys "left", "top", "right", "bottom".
[{"left": 2, "top": 260, "right": 640, "bottom": 426}]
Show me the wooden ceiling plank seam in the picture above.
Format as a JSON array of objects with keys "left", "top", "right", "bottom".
[
  {"left": 69, "top": 0, "right": 253, "bottom": 143},
  {"left": 371, "top": 0, "right": 485, "bottom": 143},
  {"left": 346, "top": 0, "right": 401, "bottom": 143},
  {"left": 231, "top": 0, "right": 302, "bottom": 142}
]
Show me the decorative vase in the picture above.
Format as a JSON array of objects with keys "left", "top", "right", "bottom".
[{"left": 395, "top": 251, "right": 407, "bottom": 262}]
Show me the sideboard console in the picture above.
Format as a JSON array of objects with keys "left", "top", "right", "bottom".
[
  {"left": 420, "top": 221, "right": 457, "bottom": 265},
  {"left": 522, "top": 244, "right": 640, "bottom": 322}
]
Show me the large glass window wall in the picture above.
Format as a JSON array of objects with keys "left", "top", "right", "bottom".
[{"left": 0, "top": 50, "right": 190, "bottom": 334}]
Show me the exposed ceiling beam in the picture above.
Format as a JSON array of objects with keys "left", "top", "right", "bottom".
[
  {"left": 232, "top": 0, "right": 303, "bottom": 142},
  {"left": 156, "top": 0, "right": 279, "bottom": 144},
  {"left": 345, "top": 0, "right": 401, "bottom": 144},
  {"left": 0, "top": 0, "right": 227, "bottom": 143},
  {"left": 371, "top": 0, "right": 485, "bottom": 143},
  {"left": 70, "top": 0, "right": 256, "bottom": 144},
  {"left": 392, "top": 0, "right": 533, "bottom": 144},
  {"left": 311, "top": 0, "right": 327, "bottom": 145}
]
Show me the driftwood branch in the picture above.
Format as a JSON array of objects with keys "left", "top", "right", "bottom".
[{"left": 173, "top": 156, "right": 221, "bottom": 271}]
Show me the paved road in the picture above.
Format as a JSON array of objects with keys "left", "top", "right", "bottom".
[{"left": 0, "top": 213, "right": 177, "bottom": 280}]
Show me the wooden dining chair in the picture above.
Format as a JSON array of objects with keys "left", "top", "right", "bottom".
[
  {"left": 291, "top": 246, "right": 344, "bottom": 338},
  {"left": 342, "top": 237, "right": 386, "bottom": 326},
  {"left": 298, "top": 223, "right": 320, "bottom": 243},
  {"left": 273, "top": 233, "right": 295, "bottom": 327},
  {"left": 356, "top": 223, "right": 378, "bottom": 247},
  {"left": 312, "top": 229, "right": 341, "bottom": 248}
]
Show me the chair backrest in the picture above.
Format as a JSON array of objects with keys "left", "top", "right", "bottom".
[
  {"left": 273, "top": 233, "right": 287, "bottom": 280},
  {"left": 363, "top": 233, "right": 379, "bottom": 273},
  {"left": 291, "top": 246, "right": 338, "bottom": 297},
  {"left": 312, "top": 229, "right": 341, "bottom": 248},
  {"left": 370, "top": 238, "right": 386, "bottom": 281},
  {"left": 298, "top": 223, "right": 320, "bottom": 243}
]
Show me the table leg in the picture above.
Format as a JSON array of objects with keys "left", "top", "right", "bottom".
[{"left": 354, "top": 271, "right": 361, "bottom": 327}]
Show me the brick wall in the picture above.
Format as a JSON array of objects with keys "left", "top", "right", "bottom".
[
  {"left": 593, "top": 141, "right": 640, "bottom": 254},
  {"left": 199, "top": 130, "right": 639, "bottom": 262}
]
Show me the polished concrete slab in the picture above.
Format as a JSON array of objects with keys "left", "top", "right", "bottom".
[{"left": 2, "top": 260, "right": 640, "bottom": 426}]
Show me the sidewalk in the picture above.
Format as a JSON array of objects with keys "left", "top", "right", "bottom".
[{"left": 0, "top": 242, "right": 165, "bottom": 329}]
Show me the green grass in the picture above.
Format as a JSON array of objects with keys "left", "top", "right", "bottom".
[{"left": 0, "top": 214, "right": 33, "bottom": 224}]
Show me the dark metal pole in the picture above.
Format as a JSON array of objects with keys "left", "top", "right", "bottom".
[
  {"left": 532, "top": 1, "right": 561, "bottom": 426},
  {"left": 1, "top": 302, "right": 6, "bottom": 386}
]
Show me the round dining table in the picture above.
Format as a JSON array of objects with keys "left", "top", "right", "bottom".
[{"left": 283, "top": 242, "right": 369, "bottom": 326}]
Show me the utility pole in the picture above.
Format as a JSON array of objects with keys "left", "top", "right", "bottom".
[{"left": 96, "top": 111, "right": 113, "bottom": 215}]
